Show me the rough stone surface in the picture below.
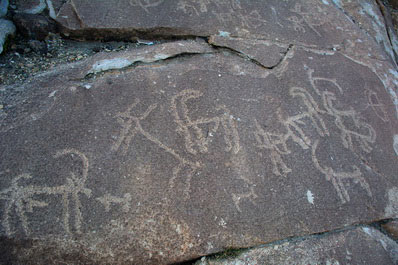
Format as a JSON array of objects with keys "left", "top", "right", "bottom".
[
  {"left": 1, "top": 0, "right": 398, "bottom": 264},
  {"left": 0, "top": 18, "right": 15, "bottom": 54},
  {"left": 382, "top": 219, "right": 398, "bottom": 240},
  {"left": 12, "top": 13, "right": 57, "bottom": 40},
  {"left": 333, "top": 0, "right": 398, "bottom": 64},
  {"left": 1, "top": 37, "right": 398, "bottom": 263},
  {"left": 197, "top": 227, "right": 398, "bottom": 265}
]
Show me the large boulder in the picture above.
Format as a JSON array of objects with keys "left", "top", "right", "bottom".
[{"left": 1, "top": 0, "right": 398, "bottom": 264}]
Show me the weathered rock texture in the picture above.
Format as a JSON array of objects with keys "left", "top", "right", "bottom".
[
  {"left": 197, "top": 227, "right": 398, "bottom": 265},
  {"left": 1, "top": 0, "right": 398, "bottom": 264}
]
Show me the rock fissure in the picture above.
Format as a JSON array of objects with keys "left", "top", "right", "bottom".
[
  {"left": 82, "top": 51, "right": 215, "bottom": 79},
  {"left": 179, "top": 219, "right": 398, "bottom": 265}
]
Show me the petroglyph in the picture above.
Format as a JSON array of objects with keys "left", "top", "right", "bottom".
[
  {"left": 0, "top": 149, "right": 92, "bottom": 236},
  {"left": 288, "top": 3, "right": 324, "bottom": 36},
  {"left": 128, "top": 0, "right": 164, "bottom": 13},
  {"left": 311, "top": 140, "right": 372, "bottom": 203},
  {"left": 177, "top": 0, "right": 212, "bottom": 15},
  {"left": 230, "top": 151, "right": 258, "bottom": 212},
  {"left": 168, "top": 163, "right": 197, "bottom": 199},
  {"left": 171, "top": 89, "right": 240, "bottom": 156},
  {"left": 43, "top": 149, "right": 92, "bottom": 235},
  {"left": 308, "top": 68, "right": 376, "bottom": 153},
  {"left": 0, "top": 174, "right": 48, "bottom": 236},
  {"left": 365, "top": 89, "right": 389, "bottom": 122},
  {"left": 177, "top": 0, "right": 242, "bottom": 16},
  {"left": 96, "top": 193, "right": 132, "bottom": 213},
  {"left": 218, "top": 10, "right": 267, "bottom": 29},
  {"left": 322, "top": 92, "right": 376, "bottom": 153},
  {"left": 112, "top": 98, "right": 201, "bottom": 197},
  {"left": 254, "top": 87, "right": 328, "bottom": 176}
]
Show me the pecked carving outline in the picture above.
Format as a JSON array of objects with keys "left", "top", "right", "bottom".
[{"left": 0, "top": 149, "right": 92, "bottom": 236}]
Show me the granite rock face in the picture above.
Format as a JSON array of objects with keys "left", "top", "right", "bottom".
[{"left": 1, "top": 0, "right": 398, "bottom": 264}]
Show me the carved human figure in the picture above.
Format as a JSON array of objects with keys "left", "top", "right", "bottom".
[
  {"left": 112, "top": 98, "right": 200, "bottom": 197},
  {"left": 254, "top": 87, "right": 328, "bottom": 176}
]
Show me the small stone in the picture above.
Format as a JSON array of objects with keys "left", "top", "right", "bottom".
[
  {"left": 0, "top": 18, "right": 15, "bottom": 54},
  {"left": 28, "top": 39, "right": 47, "bottom": 54},
  {"left": 0, "top": 0, "right": 8, "bottom": 18},
  {"left": 14, "top": 0, "right": 46, "bottom": 14},
  {"left": 382, "top": 220, "right": 398, "bottom": 240}
]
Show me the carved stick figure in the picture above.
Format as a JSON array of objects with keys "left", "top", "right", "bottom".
[
  {"left": 113, "top": 99, "right": 201, "bottom": 198},
  {"left": 254, "top": 87, "right": 327, "bottom": 176}
]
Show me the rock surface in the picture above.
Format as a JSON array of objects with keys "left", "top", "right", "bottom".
[
  {"left": 382, "top": 219, "right": 398, "bottom": 239},
  {"left": 1, "top": 0, "right": 398, "bottom": 264},
  {"left": 0, "top": 18, "right": 15, "bottom": 54},
  {"left": 196, "top": 227, "right": 398, "bottom": 265},
  {"left": 0, "top": 0, "right": 8, "bottom": 18},
  {"left": 12, "top": 13, "right": 57, "bottom": 40}
]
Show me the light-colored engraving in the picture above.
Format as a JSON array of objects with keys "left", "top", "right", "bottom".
[
  {"left": 308, "top": 68, "right": 376, "bottom": 153},
  {"left": 218, "top": 10, "right": 267, "bottom": 29},
  {"left": 322, "top": 92, "right": 376, "bottom": 153},
  {"left": 232, "top": 185, "right": 257, "bottom": 213},
  {"left": 112, "top": 99, "right": 201, "bottom": 197},
  {"left": 177, "top": 0, "right": 212, "bottom": 16},
  {"left": 254, "top": 87, "right": 328, "bottom": 176},
  {"left": 43, "top": 149, "right": 92, "bottom": 235},
  {"left": 168, "top": 163, "right": 197, "bottom": 198},
  {"left": 230, "top": 150, "right": 258, "bottom": 212},
  {"left": 0, "top": 149, "right": 92, "bottom": 236},
  {"left": 0, "top": 174, "right": 48, "bottom": 236},
  {"left": 288, "top": 3, "right": 324, "bottom": 36},
  {"left": 312, "top": 140, "right": 372, "bottom": 203},
  {"left": 365, "top": 89, "right": 389, "bottom": 122},
  {"left": 129, "top": 0, "right": 164, "bottom": 13},
  {"left": 171, "top": 89, "right": 240, "bottom": 155},
  {"left": 96, "top": 193, "right": 131, "bottom": 213},
  {"left": 177, "top": 0, "right": 242, "bottom": 16}
]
